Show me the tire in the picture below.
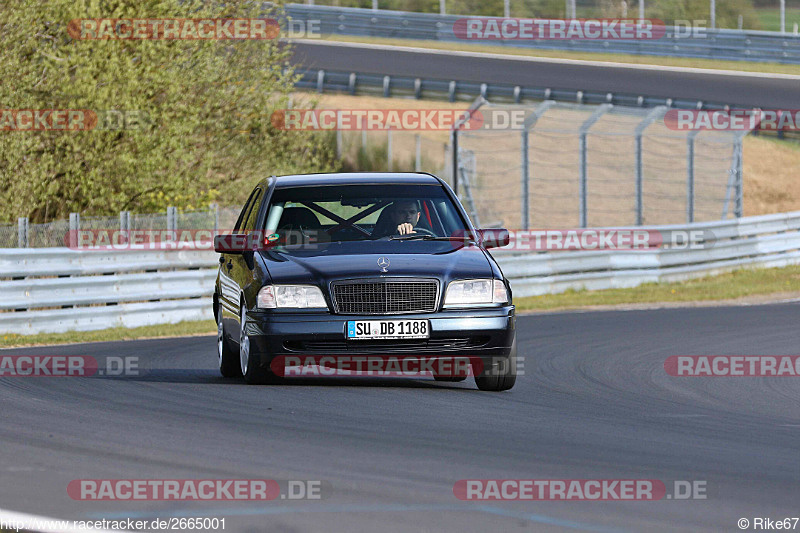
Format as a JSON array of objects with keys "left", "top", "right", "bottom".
[
  {"left": 238, "top": 300, "right": 276, "bottom": 385},
  {"left": 474, "top": 337, "right": 517, "bottom": 392},
  {"left": 217, "top": 300, "right": 242, "bottom": 378}
]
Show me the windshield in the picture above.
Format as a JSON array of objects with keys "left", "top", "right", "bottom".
[{"left": 263, "top": 183, "right": 470, "bottom": 246}]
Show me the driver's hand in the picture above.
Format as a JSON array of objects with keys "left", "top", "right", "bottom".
[{"left": 397, "top": 223, "right": 416, "bottom": 235}]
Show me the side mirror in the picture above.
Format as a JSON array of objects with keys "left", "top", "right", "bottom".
[
  {"left": 478, "top": 228, "right": 510, "bottom": 249},
  {"left": 214, "top": 234, "right": 248, "bottom": 254}
]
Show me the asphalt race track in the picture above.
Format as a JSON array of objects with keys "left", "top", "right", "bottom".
[
  {"left": 289, "top": 41, "right": 800, "bottom": 109},
  {"left": 1, "top": 303, "right": 799, "bottom": 531}
]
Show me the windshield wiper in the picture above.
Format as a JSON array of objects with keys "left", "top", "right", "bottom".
[{"left": 389, "top": 234, "right": 476, "bottom": 242}]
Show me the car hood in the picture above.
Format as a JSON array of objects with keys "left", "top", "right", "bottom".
[{"left": 259, "top": 240, "right": 494, "bottom": 285}]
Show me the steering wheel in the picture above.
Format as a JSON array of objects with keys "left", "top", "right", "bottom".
[{"left": 403, "top": 227, "right": 436, "bottom": 237}]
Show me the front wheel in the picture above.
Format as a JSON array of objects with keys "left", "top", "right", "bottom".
[
  {"left": 239, "top": 301, "right": 277, "bottom": 384},
  {"left": 217, "top": 300, "right": 242, "bottom": 378},
  {"left": 474, "top": 337, "right": 517, "bottom": 392}
]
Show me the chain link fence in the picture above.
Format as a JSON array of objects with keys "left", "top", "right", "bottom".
[
  {"left": 336, "top": 128, "right": 450, "bottom": 175},
  {"left": 455, "top": 101, "right": 748, "bottom": 229},
  {"left": 6, "top": 205, "right": 243, "bottom": 248}
]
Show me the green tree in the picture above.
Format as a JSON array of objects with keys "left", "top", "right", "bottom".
[{"left": 0, "top": 0, "right": 338, "bottom": 223}]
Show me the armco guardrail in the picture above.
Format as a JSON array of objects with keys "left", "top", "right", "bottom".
[
  {"left": 0, "top": 248, "right": 217, "bottom": 335},
  {"left": 286, "top": 4, "right": 800, "bottom": 64},
  {"left": 1, "top": 210, "right": 799, "bottom": 335},
  {"left": 494, "top": 210, "right": 800, "bottom": 297},
  {"left": 296, "top": 68, "right": 739, "bottom": 111}
]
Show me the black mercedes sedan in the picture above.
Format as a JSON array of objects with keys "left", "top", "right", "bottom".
[{"left": 213, "top": 172, "right": 516, "bottom": 391}]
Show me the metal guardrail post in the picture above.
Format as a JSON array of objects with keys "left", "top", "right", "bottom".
[
  {"left": 521, "top": 128, "right": 529, "bottom": 230},
  {"left": 449, "top": 95, "right": 486, "bottom": 197},
  {"left": 722, "top": 130, "right": 749, "bottom": 219},
  {"left": 415, "top": 134, "right": 421, "bottom": 172},
  {"left": 735, "top": 136, "right": 745, "bottom": 218},
  {"left": 520, "top": 100, "right": 556, "bottom": 230},
  {"left": 458, "top": 151, "right": 481, "bottom": 228},
  {"left": 212, "top": 203, "right": 219, "bottom": 232},
  {"left": 387, "top": 128, "right": 393, "bottom": 172},
  {"left": 383, "top": 75, "right": 391, "bottom": 98},
  {"left": 69, "top": 213, "right": 80, "bottom": 249},
  {"left": 450, "top": 129, "right": 458, "bottom": 195},
  {"left": 686, "top": 130, "right": 700, "bottom": 223},
  {"left": 710, "top": 0, "right": 716, "bottom": 30},
  {"left": 167, "top": 206, "right": 177, "bottom": 241},
  {"left": 69, "top": 212, "right": 80, "bottom": 232},
  {"left": 316, "top": 70, "right": 325, "bottom": 94},
  {"left": 635, "top": 136, "right": 644, "bottom": 224},
  {"left": 17, "top": 217, "right": 28, "bottom": 248},
  {"left": 634, "top": 106, "right": 668, "bottom": 225},
  {"left": 781, "top": 0, "right": 786, "bottom": 34},
  {"left": 578, "top": 104, "right": 612, "bottom": 228},
  {"left": 361, "top": 119, "right": 367, "bottom": 150},
  {"left": 119, "top": 211, "right": 131, "bottom": 232},
  {"left": 348, "top": 72, "right": 357, "bottom": 95},
  {"left": 722, "top": 152, "right": 736, "bottom": 219}
]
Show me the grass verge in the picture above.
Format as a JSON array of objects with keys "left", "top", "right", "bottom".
[
  {"left": 318, "top": 35, "right": 800, "bottom": 76},
  {"left": 515, "top": 265, "right": 800, "bottom": 312},
  {"left": 0, "top": 320, "right": 216, "bottom": 349},
  {"left": 756, "top": 8, "right": 800, "bottom": 33}
]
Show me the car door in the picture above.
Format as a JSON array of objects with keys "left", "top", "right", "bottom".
[
  {"left": 218, "top": 186, "right": 261, "bottom": 324},
  {"left": 229, "top": 186, "right": 264, "bottom": 321}
]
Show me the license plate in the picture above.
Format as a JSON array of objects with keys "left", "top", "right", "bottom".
[{"left": 347, "top": 320, "right": 430, "bottom": 340}]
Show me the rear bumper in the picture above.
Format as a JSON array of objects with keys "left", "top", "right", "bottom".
[{"left": 244, "top": 306, "right": 515, "bottom": 370}]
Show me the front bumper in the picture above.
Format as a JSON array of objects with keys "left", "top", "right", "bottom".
[{"left": 244, "top": 306, "right": 515, "bottom": 370}]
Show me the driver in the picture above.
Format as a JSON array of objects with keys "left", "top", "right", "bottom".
[{"left": 372, "top": 200, "right": 421, "bottom": 238}]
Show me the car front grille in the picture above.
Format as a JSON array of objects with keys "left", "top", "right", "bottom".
[{"left": 332, "top": 279, "right": 438, "bottom": 315}]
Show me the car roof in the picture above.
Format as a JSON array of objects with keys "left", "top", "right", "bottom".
[{"left": 268, "top": 172, "right": 442, "bottom": 188}]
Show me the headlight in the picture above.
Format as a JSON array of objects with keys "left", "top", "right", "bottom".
[
  {"left": 257, "top": 285, "right": 327, "bottom": 309},
  {"left": 444, "top": 279, "right": 508, "bottom": 307}
]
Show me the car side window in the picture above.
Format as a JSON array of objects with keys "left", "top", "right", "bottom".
[
  {"left": 243, "top": 189, "right": 263, "bottom": 231},
  {"left": 233, "top": 187, "right": 260, "bottom": 232}
]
